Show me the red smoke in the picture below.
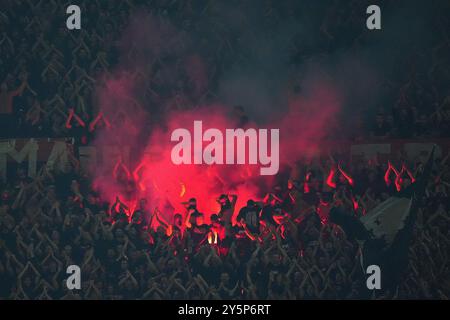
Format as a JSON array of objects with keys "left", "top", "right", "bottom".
[
  {"left": 90, "top": 13, "right": 342, "bottom": 226},
  {"left": 91, "top": 81, "right": 341, "bottom": 225}
]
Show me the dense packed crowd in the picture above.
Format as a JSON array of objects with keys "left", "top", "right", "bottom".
[
  {"left": 1, "top": 0, "right": 450, "bottom": 140},
  {"left": 0, "top": 149, "right": 449, "bottom": 299},
  {"left": 1, "top": 0, "right": 449, "bottom": 300}
]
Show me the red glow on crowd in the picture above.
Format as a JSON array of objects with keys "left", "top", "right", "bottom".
[{"left": 89, "top": 66, "right": 342, "bottom": 229}]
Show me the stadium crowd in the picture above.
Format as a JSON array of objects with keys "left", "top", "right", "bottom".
[
  {"left": 0, "top": 0, "right": 449, "bottom": 300},
  {"left": 1, "top": 0, "right": 450, "bottom": 140},
  {"left": 0, "top": 148, "right": 449, "bottom": 299}
]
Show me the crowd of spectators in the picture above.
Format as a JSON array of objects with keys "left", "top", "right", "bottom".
[
  {"left": 0, "top": 148, "right": 449, "bottom": 299},
  {"left": 0, "top": 0, "right": 449, "bottom": 300},
  {"left": 0, "top": 0, "right": 449, "bottom": 140}
]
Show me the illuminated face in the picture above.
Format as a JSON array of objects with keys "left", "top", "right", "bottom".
[
  {"left": 174, "top": 215, "right": 182, "bottom": 225},
  {"left": 188, "top": 200, "right": 196, "bottom": 209}
]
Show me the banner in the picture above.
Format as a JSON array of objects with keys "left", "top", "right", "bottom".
[
  {"left": 0, "top": 138, "right": 448, "bottom": 182},
  {"left": 1, "top": 139, "right": 54, "bottom": 180}
]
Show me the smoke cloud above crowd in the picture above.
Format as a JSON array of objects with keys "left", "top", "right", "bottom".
[{"left": 89, "top": 9, "right": 358, "bottom": 222}]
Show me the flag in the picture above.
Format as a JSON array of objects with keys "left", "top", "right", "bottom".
[{"left": 329, "top": 146, "right": 435, "bottom": 293}]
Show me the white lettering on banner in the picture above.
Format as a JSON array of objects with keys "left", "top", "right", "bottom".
[
  {"left": 0, "top": 139, "right": 39, "bottom": 180},
  {"left": 0, "top": 139, "right": 133, "bottom": 181},
  {"left": 46, "top": 141, "right": 70, "bottom": 173},
  {"left": 78, "top": 146, "right": 97, "bottom": 173},
  {"left": 0, "top": 139, "right": 446, "bottom": 182}
]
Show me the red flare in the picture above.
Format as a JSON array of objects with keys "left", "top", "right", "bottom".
[{"left": 207, "top": 230, "right": 218, "bottom": 244}]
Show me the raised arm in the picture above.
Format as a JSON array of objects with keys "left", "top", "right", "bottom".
[{"left": 11, "top": 73, "right": 28, "bottom": 97}]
